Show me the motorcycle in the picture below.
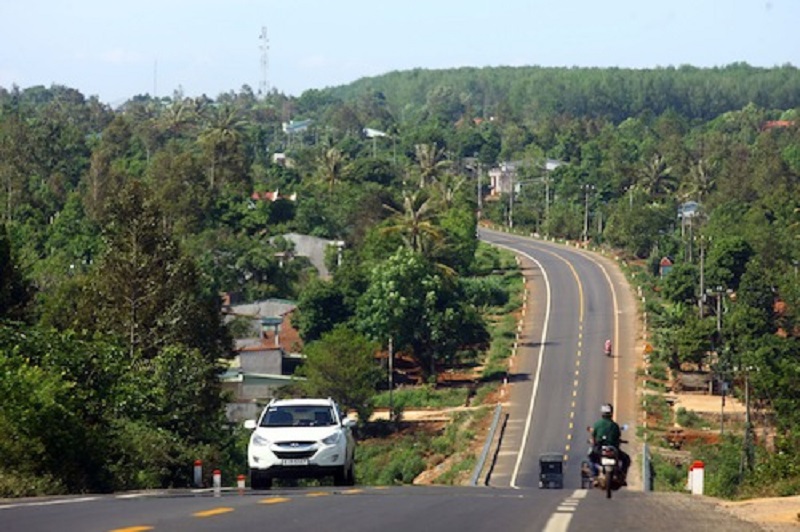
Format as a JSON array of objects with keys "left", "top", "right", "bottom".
[
  {"left": 603, "top": 339, "right": 612, "bottom": 357},
  {"left": 583, "top": 426, "right": 628, "bottom": 499}
]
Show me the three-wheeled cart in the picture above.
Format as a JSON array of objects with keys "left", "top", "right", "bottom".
[{"left": 538, "top": 453, "right": 564, "bottom": 489}]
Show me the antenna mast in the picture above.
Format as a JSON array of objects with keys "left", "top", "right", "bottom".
[{"left": 259, "top": 26, "right": 270, "bottom": 97}]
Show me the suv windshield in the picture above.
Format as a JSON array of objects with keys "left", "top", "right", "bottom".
[{"left": 260, "top": 405, "right": 336, "bottom": 427}]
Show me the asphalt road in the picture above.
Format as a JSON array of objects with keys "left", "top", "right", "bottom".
[
  {"left": 0, "top": 229, "right": 763, "bottom": 532},
  {"left": 479, "top": 227, "right": 640, "bottom": 490}
]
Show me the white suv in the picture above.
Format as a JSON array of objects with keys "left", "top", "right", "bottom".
[{"left": 245, "top": 398, "right": 356, "bottom": 489}]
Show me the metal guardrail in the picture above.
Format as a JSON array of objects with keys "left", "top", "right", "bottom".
[
  {"left": 470, "top": 403, "right": 504, "bottom": 486},
  {"left": 642, "top": 443, "right": 653, "bottom": 491}
]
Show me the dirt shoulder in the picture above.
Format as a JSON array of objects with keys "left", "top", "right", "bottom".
[{"left": 712, "top": 495, "right": 800, "bottom": 531}]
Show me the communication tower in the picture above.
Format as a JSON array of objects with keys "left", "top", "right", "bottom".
[{"left": 259, "top": 26, "right": 270, "bottom": 96}]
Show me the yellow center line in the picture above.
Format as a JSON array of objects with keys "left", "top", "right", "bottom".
[
  {"left": 340, "top": 489, "right": 363, "bottom": 495},
  {"left": 260, "top": 497, "right": 291, "bottom": 505},
  {"left": 109, "top": 527, "right": 153, "bottom": 532},
  {"left": 306, "top": 492, "right": 330, "bottom": 497},
  {"left": 193, "top": 507, "right": 234, "bottom": 518}
]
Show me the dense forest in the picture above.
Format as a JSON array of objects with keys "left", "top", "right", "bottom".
[{"left": 1, "top": 63, "right": 799, "bottom": 496}]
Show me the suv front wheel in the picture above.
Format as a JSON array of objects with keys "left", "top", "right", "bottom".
[
  {"left": 251, "top": 469, "right": 273, "bottom": 490},
  {"left": 333, "top": 460, "right": 355, "bottom": 486}
]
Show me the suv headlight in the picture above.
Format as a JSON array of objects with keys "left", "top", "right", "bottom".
[
  {"left": 251, "top": 433, "right": 270, "bottom": 447},
  {"left": 322, "top": 432, "right": 341, "bottom": 445}
]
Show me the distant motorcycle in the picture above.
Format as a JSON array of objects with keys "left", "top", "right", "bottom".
[{"left": 603, "top": 339, "right": 612, "bottom": 357}]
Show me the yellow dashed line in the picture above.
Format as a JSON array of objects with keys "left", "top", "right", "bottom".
[
  {"left": 306, "top": 492, "right": 330, "bottom": 497},
  {"left": 572, "top": 390, "right": 577, "bottom": 397},
  {"left": 341, "top": 489, "right": 363, "bottom": 495},
  {"left": 193, "top": 507, "right": 234, "bottom": 518},
  {"left": 109, "top": 527, "right": 153, "bottom": 532},
  {"left": 260, "top": 497, "right": 291, "bottom": 505}
]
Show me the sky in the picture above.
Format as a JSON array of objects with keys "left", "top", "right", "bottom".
[{"left": 1, "top": 0, "right": 798, "bottom": 106}]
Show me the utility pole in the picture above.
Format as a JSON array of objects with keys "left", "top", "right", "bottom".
[
  {"left": 476, "top": 158, "right": 482, "bottom": 219},
  {"left": 582, "top": 184, "right": 595, "bottom": 242},
  {"left": 388, "top": 337, "right": 394, "bottom": 423},
  {"left": 508, "top": 169, "right": 514, "bottom": 228},
  {"left": 699, "top": 237, "right": 706, "bottom": 318},
  {"left": 544, "top": 172, "right": 550, "bottom": 232}
]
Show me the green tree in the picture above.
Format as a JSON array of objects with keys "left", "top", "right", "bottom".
[
  {"left": 0, "top": 224, "right": 30, "bottom": 321},
  {"left": 705, "top": 236, "right": 754, "bottom": 291},
  {"left": 356, "top": 247, "right": 488, "bottom": 377},
  {"left": 297, "top": 326, "right": 382, "bottom": 424},
  {"left": 660, "top": 262, "right": 698, "bottom": 305},
  {"left": 78, "top": 180, "right": 230, "bottom": 361},
  {"left": 293, "top": 278, "right": 352, "bottom": 342}
]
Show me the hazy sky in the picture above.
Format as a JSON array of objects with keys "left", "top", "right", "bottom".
[{"left": 1, "top": 0, "right": 797, "bottom": 105}]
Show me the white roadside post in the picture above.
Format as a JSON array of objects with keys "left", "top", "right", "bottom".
[
  {"left": 213, "top": 469, "right": 222, "bottom": 496},
  {"left": 193, "top": 459, "right": 203, "bottom": 488},
  {"left": 690, "top": 461, "right": 704, "bottom": 495}
]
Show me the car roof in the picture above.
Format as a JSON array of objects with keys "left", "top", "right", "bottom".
[{"left": 269, "top": 398, "right": 334, "bottom": 407}]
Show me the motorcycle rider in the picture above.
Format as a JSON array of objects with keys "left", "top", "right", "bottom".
[
  {"left": 590, "top": 403, "right": 630, "bottom": 485},
  {"left": 604, "top": 338, "right": 612, "bottom": 356}
]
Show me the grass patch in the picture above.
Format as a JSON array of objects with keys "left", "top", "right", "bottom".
[
  {"left": 355, "top": 408, "right": 490, "bottom": 486},
  {"left": 373, "top": 385, "right": 469, "bottom": 409}
]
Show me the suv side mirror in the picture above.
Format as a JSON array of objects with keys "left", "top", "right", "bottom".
[{"left": 244, "top": 419, "right": 257, "bottom": 430}]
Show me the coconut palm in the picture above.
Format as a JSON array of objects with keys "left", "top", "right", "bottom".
[
  {"left": 198, "top": 102, "right": 247, "bottom": 189},
  {"left": 639, "top": 153, "right": 678, "bottom": 200},
  {"left": 381, "top": 190, "right": 444, "bottom": 256},
  {"left": 414, "top": 143, "right": 451, "bottom": 188},
  {"left": 316, "top": 146, "right": 348, "bottom": 194},
  {"left": 680, "top": 158, "right": 717, "bottom": 203}
]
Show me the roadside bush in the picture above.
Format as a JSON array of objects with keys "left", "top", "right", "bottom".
[
  {"left": 650, "top": 453, "right": 687, "bottom": 492},
  {"left": 462, "top": 276, "right": 508, "bottom": 308},
  {"left": 675, "top": 407, "right": 708, "bottom": 429}
]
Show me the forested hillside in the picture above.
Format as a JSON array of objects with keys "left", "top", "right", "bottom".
[{"left": 1, "top": 62, "right": 799, "bottom": 497}]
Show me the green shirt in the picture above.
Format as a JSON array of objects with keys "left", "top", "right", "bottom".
[{"left": 592, "top": 417, "right": 621, "bottom": 448}]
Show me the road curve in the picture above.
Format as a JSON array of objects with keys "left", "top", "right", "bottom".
[{"left": 479, "top": 227, "right": 640, "bottom": 491}]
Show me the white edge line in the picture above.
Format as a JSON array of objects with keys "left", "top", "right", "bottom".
[
  {"left": 487, "top": 243, "right": 551, "bottom": 490},
  {"left": 0, "top": 496, "right": 99, "bottom": 509}
]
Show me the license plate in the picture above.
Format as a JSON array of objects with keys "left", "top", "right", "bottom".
[
  {"left": 601, "top": 458, "right": 616, "bottom": 466},
  {"left": 282, "top": 459, "right": 309, "bottom": 466}
]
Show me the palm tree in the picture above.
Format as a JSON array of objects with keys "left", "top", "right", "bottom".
[
  {"left": 316, "top": 146, "right": 348, "bottom": 194},
  {"left": 381, "top": 190, "right": 444, "bottom": 256},
  {"left": 639, "top": 153, "right": 678, "bottom": 200},
  {"left": 414, "top": 143, "right": 450, "bottom": 188},
  {"left": 680, "top": 158, "right": 716, "bottom": 203},
  {"left": 430, "top": 172, "right": 466, "bottom": 209},
  {"left": 198, "top": 102, "right": 247, "bottom": 189},
  {"left": 159, "top": 97, "right": 202, "bottom": 140}
]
